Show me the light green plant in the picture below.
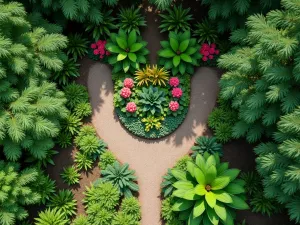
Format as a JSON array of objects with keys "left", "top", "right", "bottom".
[
  {"left": 62, "top": 114, "right": 82, "bottom": 135},
  {"left": 112, "top": 212, "right": 139, "bottom": 225},
  {"left": 174, "top": 155, "right": 192, "bottom": 171},
  {"left": 98, "top": 151, "right": 116, "bottom": 169},
  {"left": 74, "top": 102, "right": 92, "bottom": 118},
  {"left": 61, "top": 165, "right": 80, "bottom": 185},
  {"left": 142, "top": 115, "right": 164, "bottom": 132},
  {"left": 161, "top": 169, "right": 177, "bottom": 198},
  {"left": 120, "top": 197, "right": 141, "bottom": 221},
  {"left": 72, "top": 215, "right": 91, "bottom": 225},
  {"left": 75, "top": 152, "right": 93, "bottom": 171},
  {"left": 35, "top": 208, "right": 68, "bottom": 225}
]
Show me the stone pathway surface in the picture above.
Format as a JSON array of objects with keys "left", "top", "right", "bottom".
[{"left": 87, "top": 64, "right": 220, "bottom": 224}]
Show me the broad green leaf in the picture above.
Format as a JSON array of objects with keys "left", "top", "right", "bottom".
[
  {"left": 206, "top": 155, "right": 217, "bottom": 168},
  {"left": 184, "top": 189, "right": 200, "bottom": 200},
  {"left": 172, "top": 199, "right": 194, "bottom": 211},
  {"left": 179, "top": 63, "right": 186, "bottom": 75},
  {"left": 173, "top": 181, "right": 194, "bottom": 190},
  {"left": 106, "top": 44, "right": 122, "bottom": 53},
  {"left": 193, "top": 199, "right": 205, "bottom": 217},
  {"left": 185, "top": 47, "right": 198, "bottom": 55},
  {"left": 117, "top": 52, "right": 127, "bottom": 61},
  {"left": 220, "top": 169, "right": 240, "bottom": 181},
  {"left": 205, "top": 191, "right": 216, "bottom": 208},
  {"left": 123, "top": 60, "right": 130, "bottom": 73},
  {"left": 214, "top": 202, "right": 227, "bottom": 222},
  {"left": 179, "top": 210, "right": 190, "bottom": 220},
  {"left": 181, "top": 53, "right": 193, "bottom": 62},
  {"left": 206, "top": 206, "right": 219, "bottom": 225},
  {"left": 171, "top": 169, "right": 187, "bottom": 181},
  {"left": 159, "top": 48, "right": 175, "bottom": 58},
  {"left": 188, "top": 212, "right": 202, "bottom": 225},
  {"left": 211, "top": 177, "right": 230, "bottom": 190},
  {"left": 217, "top": 162, "right": 229, "bottom": 174},
  {"left": 228, "top": 195, "right": 249, "bottom": 210},
  {"left": 179, "top": 39, "right": 190, "bottom": 52},
  {"left": 187, "top": 161, "right": 195, "bottom": 177},
  {"left": 194, "top": 167, "right": 206, "bottom": 184},
  {"left": 224, "top": 209, "right": 234, "bottom": 225},
  {"left": 214, "top": 190, "right": 232, "bottom": 203},
  {"left": 173, "top": 55, "right": 181, "bottom": 67},
  {"left": 195, "top": 154, "right": 206, "bottom": 171},
  {"left": 116, "top": 37, "right": 127, "bottom": 50},
  {"left": 160, "top": 40, "right": 170, "bottom": 48},
  {"left": 173, "top": 189, "right": 187, "bottom": 198},
  {"left": 205, "top": 166, "right": 217, "bottom": 184},
  {"left": 128, "top": 53, "right": 137, "bottom": 62},
  {"left": 195, "top": 184, "right": 207, "bottom": 196},
  {"left": 128, "top": 31, "right": 137, "bottom": 46},
  {"left": 130, "top": 43, "right": 143, "bottom": 52},
  {"left": 170, "top": 38, "right": 179, "bottom": 52},
  {"left": 225, "top": 183, "right": 245, "bottom": 194}
]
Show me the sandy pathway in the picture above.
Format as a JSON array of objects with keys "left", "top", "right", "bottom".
[{"left": 88, "top": 64, "right": 220, "bottom": 224}]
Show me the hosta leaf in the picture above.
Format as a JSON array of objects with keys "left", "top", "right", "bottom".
[
  {"left": 185, "top": 47, "right": 198, "bottom": 55},
  {"left": 205, "top": 191, "right": 216, "bottom": 208},
  {"left": 195, "top": 154, "right": 206, "bottom": 171},
  {"left": 173, "top": 189, "right": 187, "bottom": 198},
  {"left": 128, "top": 53, "right": 137, "bottom": 62},
  {"left": 116, "top": 37, "right": 127, "bottom": 50},
  {"left": 106, "top": 44, "right": 121, "bottom": 53},
  {"left": 130, "top": 43, "right": 143, "bottom": 52},
  {"left": 173, "top": 55, "right": 181, "bottom": 67},
  {"left": 205, "top": 166, "right": 217, "bottom": 184},
  {"left": 159, "top": 48, "right": 175, "bottom": 58},
  {"left": 214, "top": 202, "right": 227, "bottom": 222},
  {"left": 173, "top": 181, "right": 194, "bottom": 190},
  {"left": 194, "top": 167, "right": 206, "bottom": 184},
  {"left": 184, "top": 189, "right": 200, "bottom": 200},
  {"left": 193, "top": 198, "right": 205, "bottom": 217},
  {"left": 187, "top": 161, "right": 195, "bottom": 177},
  {"left": 195, "top": 184, "right": 207, "bottom": 196},
  {"left": 228, "top": 195, "right": 249, "bottom": 210},
  {"left": 117, "top": 52, "right": 127, "bottom": 61},
  {"left": 213, "top": 190, "right": 232, "bottom": 203},
  {"left": 211, "top": 177, "right": 231, "bottom": 190},
  {"left": 172, "top": 199, "right": 194, "bottom": 211},
  {"left": 128, "top": 31, "right": 137, "bottom": 46},
  {"left": 179, "top": 39, "right": 190, "bottom": 52},
  {"left": 170, "top": 38, "right": 179, "bottom": 52},
  {"left": 181, "top": 53, "right": 193, "bottom": 62}
]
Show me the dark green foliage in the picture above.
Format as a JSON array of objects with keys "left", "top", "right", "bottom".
[
  {"left": 85, "top": 9, "right": 117, "bottom": 41},
  {"left": 52, "top": 59, "right": 80, "bottom": 86},
  {"left": 63, "top": 83, "right": 89, "bottom": 110},
  {"left": 161, "top": 168, "right": 177, "bottom": 198},
  {"left": 159, "top": 5, "right": 193, "bottom": 33},
  {"left": 47, "top": 190, "right": 77, "bottom": 218},
  {"left": 193, "top": 19, "right": 218, "bottom": 44},
  {"left": 26, "top": 149, "right": 58, "bottom": 167},
  {"left": 118, "top": 7, "right": 146, "bottom": 34},
  {"left": 112, "top": 212, "right": 138, "bottom": 225},
  {"left": 191, "top": 136, "right": 223, "bottom": 157},
  {"left": 106, "top": 29, "right": 149, "bottom": 73},
  {"left": 72, "top": 215, "right": 90, "bottom": 225},
  {"left": 56, "top": 131, "right": 73, "bottom": 148},
  {"left": 61, "top": 165, "right": 80, "bottom": 185},
  {"left": 31, "top": 171, "right": 56, "bottom": 204},
  {"left": 120, "top": 197, "right": 141, "bottom": 221},
  {"left": 101, "top": 161, "right": 139, "bottom": 197},
  {"left": 61, "top": 114, "right": 82, "bottom": 135},
  {"left": 240, "top": 172, "right": 260, "bottom": 196},
  {"left": 67, "top": 34, "right": 89, "bottom": 61},
  {"left": 27, "top": 12, "right": 63, "bottom": 33},
  {"left": 76, "top": 134, "right": 100, "bottom": 155},
  {"left": 0, "top": 161, "right": 41, "bottom": 225},
  {"left": 158, "top": 31, "right": 201, "bottom": 75},
  {"left": 149, "top": 0, "right": 172, "bottom": 10},
  {"left": 35, "top": 208, "right": 68, "bottom": 225}
]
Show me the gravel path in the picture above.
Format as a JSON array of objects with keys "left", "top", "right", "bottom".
[{"left": 87, "top": 64, "right": 220, "bottom": 224}]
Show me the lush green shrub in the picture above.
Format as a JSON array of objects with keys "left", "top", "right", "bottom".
[
  {"left": 158, "top": 31, "right": 201, "bottom": 75},
  {"left": 161, "top": 197, "right": 180, "bottom": 222},
  {"left": 47, "top": 190, "right": 77, "bottom": 218},
  {"left": 75, "top": 125, "right": 97, "bottom": 144},
  {"left": 74, "top": 102, "right": 92, "bottom": 118},
  {"left": 72, "top": 215, "right": 91, "bottom": 225},
  {"left": 25, "top": 149, "right": 58, "bottom": 168},
  {"left": 174, "top": 155, "right": 192, "bottom": 171},
  {"left": 193, "top": 19, "right": 218, "bottom": 44},
  {"left": 112, "top": 212, "right": 139, "bottom": 225},
  {"left": 61, "top": 165, "right": 80, "bottom": 185},
  {"left": 75, "top": 151, "right": 93, "bottom": 171},
  {"left": 63, "top": 83, "right": 89, "bottom": 110},
  {"left": 61, "top": 114, "right": 82, "bottom": 135},
  {"left": 118, "top": 7, "right": 146, "bottom": 34},
  {"left": 106, "top": 29, "right": 149, "bottom": 73},
  {"left": 87, "top": 205, "right": 115, "bottom": 225},
  {"left": 159, "top": 4, "right": 193, "bottom": 33},
  {"left": 67, "top": 34, "right": 89, "bottom": 61},
  {"left": 35, "top": 208, "right": 68, "bottom": 225},
  {"left": 0, "top": 161, "right": 40, "bottom": 225},
  {"left": 191, "top": 136, "right": 223, "bottom": 157},
  {"left": 31, "top": 171, "right": 56, "bottom": 204},
  {"left": 76, "top": 134, "right": 100, "bottom": 156},
  {"left": 52, "top": 58, "right": 80, "bottom": 86},
  {"left": 56, "top": 131, "right": 73, "bottom": 148},
  {"left": 102, "top": 161, "right": 139, "bottom": 197},
  {"left": 98, "top": 151, "right": 116, "bottom": 169},
  {"left": 120, "top": 197, "right": 141, "bottom": 221},
  {"left": 171, "top": 153, "right": 249, "bottom": 224}
]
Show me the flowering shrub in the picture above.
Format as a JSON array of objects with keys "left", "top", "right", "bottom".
[
  {"left": 200, "top": 43, "right": 219, "bottom": 62},
  {"left": 123, "top": 78, "right": 134, "bottom": 89},
  {"left": 90, "top": 40, "right": 110, "bottom": 60},
  {"left": 120, "top": 87, "right": 131, "bottom": 99},
  {"left": 169, "top": 77, "right": 180, "bottom": 87},
  {"left": 171, "top": 88, "right": 183, "bottom": 98},
  {"left": 126, "top": 102, "right": 137, "bottom": 113},
  {"left": 169, "top": 101, "right": 179, "bottom": 112}
]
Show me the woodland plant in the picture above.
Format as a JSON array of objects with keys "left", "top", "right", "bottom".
[
  {"left": 158, "top": 31, "right": 201, "bottom": 75},
  {"left": 74, "top": 102, "right": 92, "bottom": 118},
  {"left": 72, "top": 215, "right": 91, "bottom": 225},
  {"left": 61, "top": 165, "right": 80, "bottom": 185},
  {"left": 61, "top": 114, "right": 82, "bottom": 136},
  {"left": 75, "top": 151, "right": 93, "bottom": 171},
  {"left": 112, "top": 212, "right": 138, "bottom": 225},
  {"left": 191, "top": 136, "right": 223, "bottom": 157},
  {"left": 31, "top": 171, "right": 56, "bottom": 204},
  {"left": 56, "top": 131, "right": 72, "bottom": 148},
  {"left": 118, "top": 7, "right": 146, "bottom": 34},
  {"left": 67, "top": 33, "right": 89, "bottom": 61},
  {"left": 159, "top": 4, "right": 193, "bottom": 33},
  {"left": 106, "top": 29, "right": 149, "bottom": 73}
]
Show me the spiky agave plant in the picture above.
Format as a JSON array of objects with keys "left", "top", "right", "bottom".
[
  {"left": 171, "top": 153, "right": 249, "bottom": 224},
  {"left": 159, "top": 4, "right": 193, "bottom": 33},
  {"left": 118, "top": 6, "right": 146, "bottom": 34}
]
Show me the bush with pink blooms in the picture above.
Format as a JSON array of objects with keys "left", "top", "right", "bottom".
[
  {"left": 169, "top": 77, "right": 180, "bottom": 87},
  {"left": 120, "top": 87, "right": 131, "bottom": 99},
  {"left": 123, "top": 78, "right": 134, "bottom": 89},
  {"left": 172, "top": 88, "right": 183, "bottom": 98},
  {"left": 126, "top": 102, "right": 137, "bottom": 113},
  {"left": 169, "top": 101, "right": 179, "bottom": 112},
  {"left": 88, "top": 40, "right": 110, "bottom": 61},
  {"left": 199, "top": 43, "right": 220, "bottom": 66}
]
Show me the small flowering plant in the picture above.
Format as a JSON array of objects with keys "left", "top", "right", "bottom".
[
  {"left": 88, "top": 40, "right": 110, "bottom": 62},
  {"left": 199, "top": 43, "right": 220, "bottom": 66}
]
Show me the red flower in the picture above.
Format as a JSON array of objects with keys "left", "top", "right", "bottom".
[
  {"left": 209, "top": 48, "right": 215, "bottom": 54},
  {"left": 91, "top": 43, "right": 97, "bottom": 49},
  {"left": 120, "top": 87, "right": 131, "bottom": 98},
  {"left": 172, "top": 88, "right": 183, "bottom": 98},
  {"left": 100, "top": 55, "right": 104, "bottom": 59},
  {"left": 169, "top": 77, "right": 180, "bottom": 87},
  {"left": 123, "top": 78, "right": 134, "bottom": 89},
  {"left": 211, "top": 43, "right": 216, "bottom": 49},
  {"left": 106, "top": 51, "right": 111, "bottom": 56},
  {"left": 96, "top": 40, "right": 103, "bottom": 46},
  {"left": 99, "top": 49, "right": 105, "bottom": 55},
  {"left": 93, "top": 49, "right": 99, "bottom": 55},
  {"left": 169, "top": 101, "right": 179, "bottom": 112},
  {"left": 202, "top": 56, "right": 208, "bottom": 62},
  {"left": 209, "top": 55, "right": 214, "bottom": 60},
  {"left": 126, "top": 102, "right": 137, "bottom": 113},
  {"left": 215, "top": 49, "right": 220, "bottom": 55},
  {"left": 202, "top": 43, "right": 210, "bottom": 50},
  {"left": 203, "top": 51, "right": 209, "bottom": 56}
]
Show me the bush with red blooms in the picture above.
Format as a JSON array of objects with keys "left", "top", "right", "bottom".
[
  {"left": 120, "top": 87, "right": 131, "bottom": 98},
  {"left": 126, "top": 102, "right": 137, "bottom": 113},
  {"left": 172, "top": 87, "right": 183, "bottom": 98},
  {"left": 123, "top": 78, "right": 134, "bottom": 89},
  {"left": 169, "top": 77, "right": 180, "bottom": 87},
  {"left": 89, "top": 40, "right": 110, "bottom": 61},
  {"left": 199, "top": 43, "right": 220, "bottom": 64},
  {"left": 169, "top": 101, "right": 179, "bottom": 112}
]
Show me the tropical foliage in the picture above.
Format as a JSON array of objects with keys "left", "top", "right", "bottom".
[
  {"left": 35, "top": 208, "right": 68, "bottom": 225},
  {"left": 67, "top": 33, "right": 89, "bottom": 61},
  {"left": 118, "top": 7, "right": 146, "bottom": 34},
  {"left": 135, "top": 65, "right": 169, "bottom": 86},
  {"left": 193, "top": 19, "right": 218, "bottom": 44},
  {"left": 61, "top": 165, "right": 81, "bottom": 185}
]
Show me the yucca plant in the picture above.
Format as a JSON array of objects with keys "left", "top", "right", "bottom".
[
  {"left": 118, "top": 7, "right": 146, "bottom": 34},
  {"left": 159, "top": 4, "right": 193, "bottom": 33},
  {"left": 171, "top": 153, "right": 249, "bottom": 224},
  {"left": 47, "top": 190, "right": 77, "bottom": 218},
  {"left": 61, "top": 165, "right": 80, "bottom": 185},
  {"left": 35, "top": 208, "right": 68, "bottom": 225},
  {"left": 191, "top": 136, "right": 223, "bottom": 157},
  {"left": 158, "top": 31, "right": 201, "bottom": 75},
  {"left": 85, "top": 9, "right": 118, "bottom": 40},
  {"left": 52, "top": 58, "right": 80, "bottom": 86},
  {"left": 106, "top": 29, "right": 149, "bottom": 73},
  {"left": 101, "top": 161, "right": 139, "bottom": 197},
  {"left": 193, "top": 19, "right": 218, "bottom": 44},
  {"left": 67, "top": 33, "right": 89, "bottom": 61}
]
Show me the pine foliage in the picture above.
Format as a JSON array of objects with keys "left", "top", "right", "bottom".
[
  {"left": 0, "top": 1, "right": 68, "bottom": 160},
  {"left": 218, "top": 0, "right": 300, "bottom": 143}
]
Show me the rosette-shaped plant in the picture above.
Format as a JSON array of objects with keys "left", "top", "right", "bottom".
[
  {"left": 126, "top": 102, "right": 137, "bottom": 113},
  {"left": 172, "top": 88, "right": 183, "bottom": 98},
  {"left": 106, "top": 29, "right": 149, "bottom": 73},
  {"left": 191, "top": 136, "right": 223, "bottom": 158},
  {"left": 139, "top": 86, "right": 167, "bottom": 115},
  {"left": 169, "top": 101, "right": 179, "bottom": 112},
  {"left": 169, "top": 77, "right": 180, "bottom": 87},
  {"left": 158, "top": 31, "right": 201, "bottom": 75},
  {"left": 123, "top": 78, "right": 134, "bottom": 88},
  {"left": 120, "top": 87, "right": 131, "bottom": 98},
  {"left": 171, "top": 153, "right": 249, "bottom": 224}
]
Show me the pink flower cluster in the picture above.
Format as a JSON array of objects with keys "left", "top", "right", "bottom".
[
  {"left": 169, "top": 77, "right": 180, "bottom": 87},
  {"left": 126, "top": 102, "right": 137, "bottom": 113},
  {"left": 91, "top": 40, "right": 110, "bottom": 59},
  {"left": 123, "top": 78, "right": 134, "bottom": 89},
  {"left": 172, "top": 88, "right": 183, "bottom": 98},
  {"left": 169, "top": 101, "right": 179, "bottom": 112},
  {"left": 120, "top": 87, "right": 131, "bottom": 98},
  {"left": 200, "top": 43, "right": 219, "bottom": 62}
]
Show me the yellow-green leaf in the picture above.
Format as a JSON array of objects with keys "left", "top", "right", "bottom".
[{"left": 205, "top": 191, "right": 216, "bottom": 208}]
